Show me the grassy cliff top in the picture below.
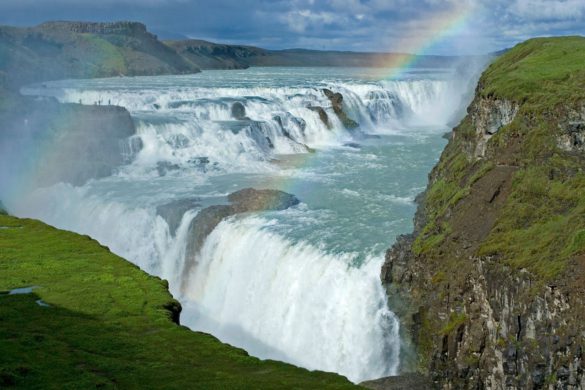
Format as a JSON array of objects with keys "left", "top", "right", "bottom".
[
  {"left": 0, "top": 214, "right": 358, "bottom": 389},
  {"left": 413, "top": 36, "right": 585, "bottom": 281},
  {"left": 480, "top": 36, "right": 585, "bottom": 105}
]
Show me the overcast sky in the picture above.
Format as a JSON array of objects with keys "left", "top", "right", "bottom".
[{"left": 0, "top": 0, "right": 584, "bottom": 55}]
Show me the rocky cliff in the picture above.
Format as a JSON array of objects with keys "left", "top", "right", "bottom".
[
  {"left": 0, "top": 92, "right": 139, "bottom": 190},
  {"left": 382, "top": 37, "right": 585, "bottom": 389},
  {"left": 0, "top": 21, "right": 200, "bottom": 88}
]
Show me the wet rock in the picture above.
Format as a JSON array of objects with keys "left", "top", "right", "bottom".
[
  {"left": 308, "top": 105, "right": 331, "bottom": 129},
  {"left": 343, "top": 142, "right": 361, "bottom": 149},
  {"left": 182, "top": 188, "right": 299, "bottom": 288},
  {"left": 231, "top": 102, "right": 247, "bottom": 120},
  {"left": 322, "top": 88, "right": 359, "bottom": 130},
  {"left": 156, "top": 161, "right": 180, "bottom": 176},
  {"left": 156, "top": 198, "right": 201, "bottom": 235},
  {"left": 227, "top": 188, "right": 300, "bottom": 212}
]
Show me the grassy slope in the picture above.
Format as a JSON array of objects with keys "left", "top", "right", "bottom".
[
  {"left": 414, "top": 36, "right": 585, "bottom": 281},
  {"left": 0, "top": 214, "right": 358, "bottom": 389}
]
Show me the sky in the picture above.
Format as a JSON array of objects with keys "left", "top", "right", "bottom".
[{"left": 0, "top": 0, "right": 584, "bottom": 55}]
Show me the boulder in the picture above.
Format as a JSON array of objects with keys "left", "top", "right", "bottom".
[
  {"left": 231, "top": 102, "right": 247, "bottom": 120},
  {"left": 308, "top": 105, "right": 331, "bottom": 129},
  {"left": 182, "top": 188, "right": 299, "bottom": 286},
  {"left": 322, "top": 89, "right": 359, "bottom": 130},
  {"left": 156, "top": 198, "right": 201, "bottom": 235},
  {"left": 228, "top": 188, "right": 300, "bottom": 212}
]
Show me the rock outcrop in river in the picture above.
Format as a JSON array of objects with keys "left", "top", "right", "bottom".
[
  {"left": 323, "top": 89, "right": 359, "bottom": 130},
  {"left": 181, "top": 188, "right": 300, "bottom": 289},
  {"left": 381, "top": 37, "right": 585, "bottom": 389}
]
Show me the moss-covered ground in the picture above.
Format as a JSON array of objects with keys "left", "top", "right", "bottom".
[
  {"left": 0, "top": 214, "right": 359, "bottom": 389},
  {"left": 400, "top": 36, "right": 585, "bottom": 378},
  {"left": 413, "top": 36, "right": 585, "bottom": 281}
]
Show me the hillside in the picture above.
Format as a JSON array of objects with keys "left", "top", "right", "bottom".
[
  {"left": 166, "top": 39, "right": 460, "bottom": 69},
  {"left": 0, "top": 21, "right": 200, "bottom": 88},
  {"left": 0, "top": 213, "right": 358, "bottom": 389},
  {"left": 382, "top": 37, "right": 585, "bottom": 388},
  {"left": 0, "top": 21, "right": 463, "bottom": 86},
  {"left": 165, "top": 39, "right": 264, "bottom": 69}
]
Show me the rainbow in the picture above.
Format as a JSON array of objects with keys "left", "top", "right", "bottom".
[
  {"left": 371, "top": 3, "right": 474, "bottom": 80},
  {"left": 256, "top": 4, "right": 476, "bottom": 197}
]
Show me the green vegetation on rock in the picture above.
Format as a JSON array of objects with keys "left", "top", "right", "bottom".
[
  {"left": 480, "top": 36, "right": 585, "bottom": 106},
  {"left": 0, "top": 214, "right": 358, "bottom": 389},
  {"left": 385, "top": 37, "right": 585, "bottom": 387},
  {"left": 415, "top": 36, "right": 585, "bottom": 280}
]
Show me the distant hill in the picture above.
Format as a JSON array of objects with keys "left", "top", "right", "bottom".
[
  {"left": 166, "top": 39, "right": 461, "bottom": 70},
  {"left": 0, "top": 20, "right": 466, "bottom": 88},
  {"left": 0, "top": 21, "right": 200, "bottom": 88},
  {"left": 166, "top": 39, "right": 266, "bottom": 70}
]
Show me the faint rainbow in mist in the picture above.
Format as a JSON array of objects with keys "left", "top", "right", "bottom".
[
  {"left": 375, "top": 4, "right": 474, "bottom": 80},
  {"left": 253, "top": 4, "right": 475, "bottom": 205}
]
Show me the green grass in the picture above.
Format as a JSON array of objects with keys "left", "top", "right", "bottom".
[
  {"left": 412, "top": 36, "right": 585, "bottom": 280},
  {"left": 0, "top": 214, "right": 359, "bottom": 389},
  {"left": 79, "top": 34, "right": 128, "bottom": 77},
  {"left": 479, "top": 167, "right": 585, "bottom": 279},
  {"left": 480, "top": 36, "right": 585, "bottom": 106}
]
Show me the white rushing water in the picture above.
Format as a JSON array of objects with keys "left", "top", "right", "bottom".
[{"left": 6, "top": 65, "right": 483, "bottom": 382}]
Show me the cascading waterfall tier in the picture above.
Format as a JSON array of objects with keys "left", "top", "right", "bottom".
[
  {"left": 21, "top": 70, "right": 469, "bottom": 178},
  {"left": 181, "top": 216, "right": 400, "bottom": 383}
]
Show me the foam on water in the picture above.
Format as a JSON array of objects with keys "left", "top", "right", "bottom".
[{"left": 181, "top": 216, "right": 400, "bottom": 382}]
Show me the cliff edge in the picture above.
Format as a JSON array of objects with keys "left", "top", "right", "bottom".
[
  {"left": 382, "top": 37, "right": 585, "bottom": 389},
  {"left": 0, "top": 21, "right": 200, "bottom": 88},
  {"left": 0, "top": 213, "right": 357, "bottom": 388}
]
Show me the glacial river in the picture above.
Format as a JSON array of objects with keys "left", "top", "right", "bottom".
[{"left": 10, "top": 66, "right": 478, "bottom": 382}]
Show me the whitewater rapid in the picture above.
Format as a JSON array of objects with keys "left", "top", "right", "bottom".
[{"left": 7, "top": 66, "right": 482, "bottom": 382}]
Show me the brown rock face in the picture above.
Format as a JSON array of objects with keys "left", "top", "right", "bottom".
[
  {"left": 322, "top": 89, "right": 359, "bottom": 130},
  {"left": 308, "top": 105, "right": 331, "bottom": 129},
  {"left": 181, "top": 188, "right": 300, "bottom": 290},
  {"left": 0, "top": 97, "right": 139, "bottom": 188},
  {"left": 382, "top": 90, "right": 585, "bottom": 388}
]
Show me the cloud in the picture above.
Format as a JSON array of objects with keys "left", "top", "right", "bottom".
[
  {"left": 510, "top": 0, "right": 585, "bottom": 21},
  {"left": 282, "top": 9, "right": 339, "bottom": 33},
  {"left": 0, "top": 0, "right": 583, "bottom": 54}
]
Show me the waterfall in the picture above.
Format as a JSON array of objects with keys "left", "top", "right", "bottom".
[{"left": 7, "top": 66, "right": 481, "bottom": 383}]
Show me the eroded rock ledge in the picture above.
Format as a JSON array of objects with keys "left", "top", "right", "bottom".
[{"left": 180, "top": 188, "right": 300, "bottom": 290}]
